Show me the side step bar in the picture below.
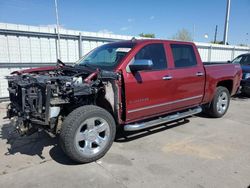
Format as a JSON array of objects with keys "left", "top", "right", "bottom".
[{"left": 124, "top": 106, "right": 202, "bottom": 131}]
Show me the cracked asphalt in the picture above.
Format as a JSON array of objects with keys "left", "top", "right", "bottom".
[{"left": 0, "top": 95, "right": 250, "bottom": 188}]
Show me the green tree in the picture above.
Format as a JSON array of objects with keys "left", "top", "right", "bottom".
[
  {"left": 211, "top": 41, "right": 224, "bottom": 44},
  {"left": 238, "top": 44, "right": 248, "bottom": 47},
  {"left": 211, "top": 41, "right": 229, "bottom": 45},
  {"left": 172, "top": 29, "right": 193, "bottom": 41},
  {"left": 139, "top": 33, "right": 156, "bottom": 38}
]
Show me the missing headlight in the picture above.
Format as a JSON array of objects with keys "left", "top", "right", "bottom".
[{"left": 49, "top": 106, "right": 60, "bottom": 118}]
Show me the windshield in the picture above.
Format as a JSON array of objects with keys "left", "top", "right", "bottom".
[
  {"left": 232, "top": 55, "right": 250, "bottom": 65},
  {"left": 76, "top": 43, "right": 135, "bottom": 70}
]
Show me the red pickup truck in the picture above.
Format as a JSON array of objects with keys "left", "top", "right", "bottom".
[{"left": 7, "top": 39, "right": 242, "bottom": 163}]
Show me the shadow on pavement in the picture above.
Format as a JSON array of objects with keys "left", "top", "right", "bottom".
[
  {"left": 0, "top": 120, "right": 77, "bottom": 165},
  {"left": 195, "top": 112, "right": 212, "bottom": 119},
  {"left": 232, "top": 93, "right": 250, "bottom": 100},
  {"left": 115, "top": 119, "right": 190, "bottom": 143},
  {"left": 1, "top": 118, "right": 190, "bottom": 165},
  {"left": 50, "top": 119, "right": 190, "bottom": 165},
  {"left": 49, "top": 145, "right": 79, "bottom": 165},
  {"left": 0, "top": 121, "right": 57, "bottom": 160}
]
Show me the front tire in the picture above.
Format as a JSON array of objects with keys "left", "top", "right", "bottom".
[
  {"left": 207, "top": 86, "right": 230, "bottom": 118},
  {"left": 60, "top": 105, "right": 116, "bottom": 163}
]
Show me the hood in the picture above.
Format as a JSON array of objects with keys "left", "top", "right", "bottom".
[
  {"left": 11, "top": 64, "right": 96, "bottom": 76},
  {"left": 241, "top": 65, "right": 250, "bottom": 73},
  {"left": 9, "top": 64, "right": 118, "bottom": 83},
  {"left": 11, "top": 59, "right": 68, "bottom": 74},
  {"left": 11, "top": 66, "right": 59, "bottom": 75}
]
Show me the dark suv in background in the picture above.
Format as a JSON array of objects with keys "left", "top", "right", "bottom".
[{"left": 232, "top": 53, "right": 250, "bottom": 96}]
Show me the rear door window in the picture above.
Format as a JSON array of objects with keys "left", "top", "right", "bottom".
[{"left": 171, "top": 44, "right": 197, "bottom": 68}]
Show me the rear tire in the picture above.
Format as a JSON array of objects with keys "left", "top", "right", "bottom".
[
  {"left": 60, "top": 105, "right": 116, "bottom": 163},
  {"left": 206, "top": 86, "right": 230, "bottom": 118}
]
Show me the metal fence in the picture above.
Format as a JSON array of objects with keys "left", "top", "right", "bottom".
[
  {"left": 195, "top": 42, "right": 250, "bottom": 62},
  {"left": 0, "top": 22, "right": 249, "bottom": 98}
]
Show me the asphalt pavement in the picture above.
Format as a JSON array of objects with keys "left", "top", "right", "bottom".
[{"left": 0, "top": 95, "right": 250, "bottom": 188}]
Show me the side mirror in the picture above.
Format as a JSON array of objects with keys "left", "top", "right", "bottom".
[
  {"left": 129, "top": 59, "right": 153, "bottom": 72},
  {"left": 227, "top": 60, "right": 231, "bottom": 63}
]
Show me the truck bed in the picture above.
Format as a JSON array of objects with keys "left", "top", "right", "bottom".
[{"left": 202, "top": 63, "right": 242, "bottom": 104}]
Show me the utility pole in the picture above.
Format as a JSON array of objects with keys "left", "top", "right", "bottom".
[
  {"left": 223, "top": 0, "right": 231, "bottom": 45},
  {"left": 214, "top": 25, "right": 218, "bottom": 43},
  {"left": 54, "top": 0, "right": 61, "bottom": 59}
]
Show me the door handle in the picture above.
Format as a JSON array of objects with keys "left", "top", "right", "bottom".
[
  {"left": 162, "top": 76, "right": 173, "bottom": 80},
  {"left": 196, "top": 72, "right": 204, "bottom": 77}
]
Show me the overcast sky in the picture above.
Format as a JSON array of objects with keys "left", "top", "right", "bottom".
[{"left": 0, "top": 0, "right": 249, "bottom": 45}]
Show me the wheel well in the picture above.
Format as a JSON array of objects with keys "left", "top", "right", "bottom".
[
  {"left": 96, "top": 98, "right": 114, "bottom": 117},
  {"left": 217, "top": 80, "right": 233, "bottom": 94}
]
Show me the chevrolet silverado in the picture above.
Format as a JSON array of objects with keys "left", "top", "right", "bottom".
[{"left": 6, "top": 39, "right": 242, "bottom": 163}]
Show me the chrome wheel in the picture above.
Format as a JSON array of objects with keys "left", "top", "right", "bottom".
[
  {"left": 216, "top": 91, "right": 228, "bottom": 114},
  {"left": 74, "top": 117, "right": 110, "bottom": 157}
]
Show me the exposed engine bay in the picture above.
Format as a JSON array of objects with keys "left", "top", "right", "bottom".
[{"left": 6, "top": 65, "right": 121, "bottom": 136}]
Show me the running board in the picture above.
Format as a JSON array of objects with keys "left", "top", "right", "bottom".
[{"left": 124, "top": 106, "right": 202, "bottom": 131}]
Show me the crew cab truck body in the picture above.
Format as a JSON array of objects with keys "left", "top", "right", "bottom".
[{"left": 6, "top": 39, "right": 242, "bottom": 163}]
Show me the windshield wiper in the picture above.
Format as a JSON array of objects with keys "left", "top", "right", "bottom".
[
  {"left": 76, "top": 63, "right": 99, "bottom": 71},
  {"left": 79, "top": 63, "right": 91, "bottom": 67}
]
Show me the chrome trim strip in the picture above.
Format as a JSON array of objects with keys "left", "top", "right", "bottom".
[{"left": 128, "top": 95, "right": 203, "bottom": 114}]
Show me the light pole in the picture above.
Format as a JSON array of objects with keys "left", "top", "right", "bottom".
[
  {"left": 54, "top": 0, "right": 61, "bottom": 59},
  {"left": 223, "top": 0, "right": 231, "bottom": 45},
  {"left": 214, "top": 25, "right": 218, "bottom": 43},
  {"left": 246, "top": 33, "right": 249, "bottom": 46}
]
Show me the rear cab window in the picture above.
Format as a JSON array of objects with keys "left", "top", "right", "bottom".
[{"left": 170, "top": 44, "right": 197, "bottom": 68}]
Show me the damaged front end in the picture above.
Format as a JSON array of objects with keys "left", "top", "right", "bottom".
[{"left": 6, "top": 66, "right": 120, "bottom": 136}]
